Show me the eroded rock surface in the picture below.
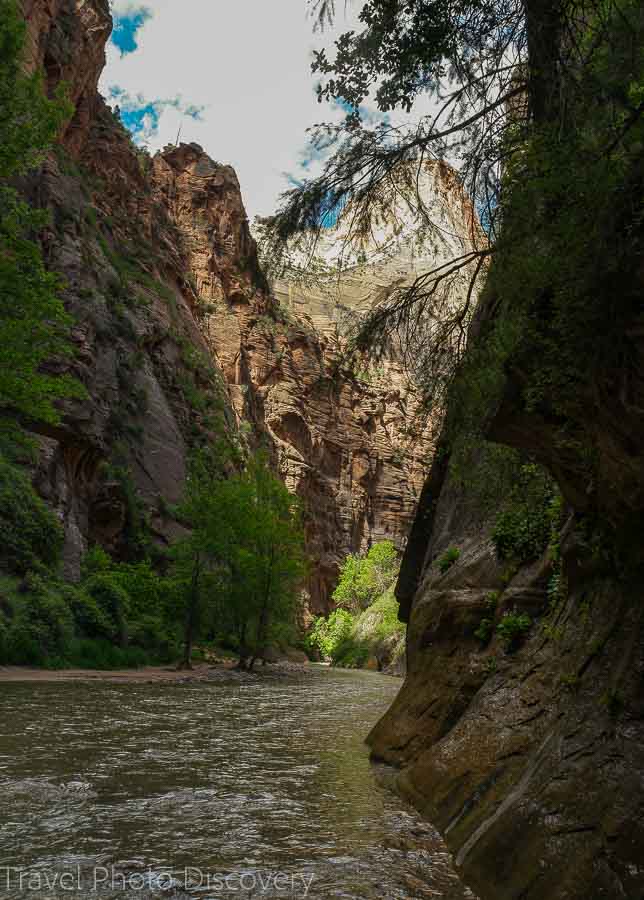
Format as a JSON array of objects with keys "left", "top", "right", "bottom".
[
  {"left": 368, "top": 308, "right": 644, "bottom": 897},
  {"left": 17, "top": 0, "right": 480, "bottom": 610}
]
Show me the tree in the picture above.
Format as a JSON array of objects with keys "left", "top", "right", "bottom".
[
  {"left": 227, "top": 453, "right": 307, "bottom": 670},
  {"left": 332, "top": 540, "right": 398, "bottom": 612},
  {"left": 262, "top": 0, "right": 644, "bottom": 427},
  {"left": 169, "top": 450, "right": 226, "bottom": 669},
  {"left": 170, "top": 450, "right": 307, "bottom": 670},
  {"left": 0, "top": 0, "right": 79, "bottom": 440}
]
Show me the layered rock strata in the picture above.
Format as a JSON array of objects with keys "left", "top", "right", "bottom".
[{"left": 17, "top": 0, "right": 480, "bottom": 610}]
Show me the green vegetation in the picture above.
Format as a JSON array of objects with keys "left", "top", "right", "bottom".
[
  {"left": 0, "top": 2, "right": 308, "bottom": 672},
  {"left": 0, "top": 0, "right": 104, "bottom": 667},
  {"left": 484, "top": 656, "right": 498, "bottom": 674},
  {"left": 492, "top": 465, "right": 560, "bottom": 564},
  {"left": 0, "top": 0, "right": 81, "bottom": 434},
  {"left": 496, "top": 611, "right": 533, "bottom": 651},
  {"left": 436, "top": 547, "right": 460, "bottom": 574},
  {"left": 474, "top": 620, "right": 493, "bottom": 645},
  {"left": 0, "top": 561, "right": 175, "bottom": 669},
  {"left": 474, "top": 592, "right": 499, "bottom": 644},
  {"left": 267, "top": 0, "right": 644, "bottom": 584},
  {"left": 307, "top": 608, "right": 354, "bottom": 660},
  {"left": 170, "top": 450, "right": 306, "bottom": 670},
  {"left": 0, "top": 449, "right": 307, "bottom": 669},
  {"left": 0, "top": 458, "right": 63, "bottom": 573},
  {"left": 332, "top": 540, "right": 397, "bottom": 612},
  {"left": 309, "top": 542, "right": 404, "bottom": 671}
]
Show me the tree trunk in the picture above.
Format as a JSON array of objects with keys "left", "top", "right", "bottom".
[
  {"left": 249, "top": 606, "right": 269, "bottom": 671},
  {"left": 523, "top": 0, "right": 563, "bottom": 124},
  {"left": 180, "top": 551, "right": 201, "bottom": 670},
  {"left": 250, "top": 550, "right": 274, "bottom": 671},
  {"left": 237, "top": 620, "right": 250, "bottom": 670}
]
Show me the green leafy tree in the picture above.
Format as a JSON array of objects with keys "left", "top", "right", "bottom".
[
  {"left": 331, "top": 553, "right": 365, "bottom": 611},
  {"left": 308, "top": 608, "right": 354, "bottom": 660},
  {"left": 244, "top": 454, "right": 307, "bottom": 669},
  {"left": 332, "top": 540, "right": 398, "bottom": 611},
  {"left": 169, "top": 450, "right": 227, "bottom": 669},
  {"left": 0, "top": 0, "right": 79, "bottom": 434},
  {"left": 170, "top": 450, "right": 307, "bottom": 670}
]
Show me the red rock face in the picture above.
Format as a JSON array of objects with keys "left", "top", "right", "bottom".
[
  {"left": 20, "top": 0, "right": 112, "bottom": 155},
  {"left": 17, "top": 0, "right": 476, "bottom": 611},
  {"left": 149, "top": 144, "right": 435, "bottom": 611}
]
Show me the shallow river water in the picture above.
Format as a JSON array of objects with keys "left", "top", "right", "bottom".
[{"left": 0, "top": 666, "right": 474, "bottom": 899}]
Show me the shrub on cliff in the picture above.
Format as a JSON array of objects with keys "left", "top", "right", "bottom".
[
  {"left": 0, "top": 458, "right": 64, "bottom": 574},
  {"left": 492, "top": 464, "right": 560, "bottom": 564},
  {"left": 496, "top": 611, "right": 533, "bottom": 651}
]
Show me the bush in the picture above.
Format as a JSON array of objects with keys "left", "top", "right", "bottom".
[
  {"left": 3, "top": 573, "right": 73, "bottom": 664},
  {"left": 496, "top": 611, "right": 532, "bottom": 650},
  {"left": 308, "top": 608, "right": 354, "bottom": 659},
  {"left": 474, "top": 618, "right": 494, "bottom": 644},
  {"left": 128, "top": 615, "right": 177, "bottom": 660},
  {"left": 369, "top": 590, "right": 404, "bottom": 641},
  {"left": 492, "top": 464, "right": 558, "bottom": 564},
  {"left": 332, "top": 540, "right": 398, "bottom": 611},
  {"left": 333, "top": 637, "right": 370, "bottom": 668},
  {"left": 109, "top": 561, "right": 163, "bottom": 618},
  {"left": 63, "top": 638, "right": 149, "bottom": 670},
  {"left": 0, "top": 458, "right": 63, "bottom": 573},
  {"left": 310, "top": 588, "right": 405, "bottom": 670},
  {"left": 437, "top": 547, "right": 460, "bottom": 574},
  {"left": 83, "top": 573, "right": 131, "bottom": 646},
  {"left": 80, "top": 545, "right": 112, "bottom": 577},
  {"left": 474, "top": 592, "right": 498, "bottom": 644},
  {"left": 66, "top": 585, "right": 115, "bottom": 640},
  {"left": 0, "top": 546, "right": 179, "bottom": 668}
]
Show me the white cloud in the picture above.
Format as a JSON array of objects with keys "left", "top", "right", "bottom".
[{"left": 101, "top": 0, "right": 366, "bottom": 218}]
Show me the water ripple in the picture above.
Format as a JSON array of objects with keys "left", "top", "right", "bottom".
[{"left": 0, "top": 668, "right": 474, "bottom": 899}]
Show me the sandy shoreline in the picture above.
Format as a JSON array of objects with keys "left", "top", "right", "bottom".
[{"left": 0, "top": 661, "right": 312, "bottom": 684}]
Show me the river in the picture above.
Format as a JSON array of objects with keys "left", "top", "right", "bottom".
[{"left": 0, "top": 666, "right": 474, "bottom": 899}]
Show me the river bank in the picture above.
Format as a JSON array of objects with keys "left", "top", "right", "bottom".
[{"left": 0, "top": 660, "right": 313, "bottom": 684}]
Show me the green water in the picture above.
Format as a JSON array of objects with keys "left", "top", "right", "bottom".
[{"left": 0, "top": 666, "right": 473, "bottom": 898}]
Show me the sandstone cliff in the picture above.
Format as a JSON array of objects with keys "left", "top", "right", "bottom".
[
  {"left": 17, "top": 0, "right": 479, "bottom": 612},
  {"left": 367, "top": 191, "right": 644, "bottom": 900}
]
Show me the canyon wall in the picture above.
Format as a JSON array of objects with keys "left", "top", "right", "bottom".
[
  {"left": 367, "top": 176, "right": 644, "bottom": 900},
  {"left": 19, "top": 2, "right": 644, "bottom": 896},
  {"left": 18, "top": 0, "right": 479, "bottom": 611}
]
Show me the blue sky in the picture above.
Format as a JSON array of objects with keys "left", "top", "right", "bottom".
[
  {"left": 110, "top": 5, "right": 151, "bottom": 56},
  {"left": 101, "top": 2, "right": 422, "bottom": 219},
  {"left": 108, "top": 84, "right": 203, "bottom": 143},
  {"left": 102, "top": 1, "right": 363, "bottom": 218}
]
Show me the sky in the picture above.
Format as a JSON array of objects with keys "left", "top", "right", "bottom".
[{"left": 101, "top": 1, "right": 366, "bottom": 220}]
